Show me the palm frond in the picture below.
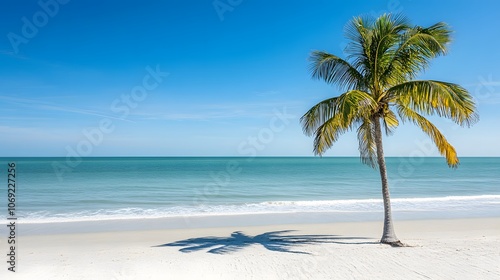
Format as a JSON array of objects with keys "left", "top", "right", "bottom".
[
  {"left": 309, "top": 51, "right": 365, "bottom": 91},
  {"left": 344, "top": 16, "right": 373, "bottom": 78},
  {"left": 397, "top": 105, "right": 459, "bottom": 167},
  {"left": 388, "top": 80, "right": 478, "bottom": 126},
  {"left": 371, "top": 14, "right": 410, "bottom": 81},
  {"left": 301, "top": 90, "right": 377, "bottom": 155},
  {"left": 313, "top": 113, "right": 354, "bottom": 155},
  {"left": 357, "top": 118, "right": 377, "bottom": 167},
  {"left": 380, "top": 22, "right": 451, "bottom": 86},
  {"left": 382, "top": 108, "right": 399, "bottom": 135},
  {"left": 344, "top": 14, "right": 411, "bottom": 92},
  {"left": 300, "top": 96, "right": 339, "bottom": 137},
  {"left": 300, "top": 90, "right": 377, "bottom": 136}
]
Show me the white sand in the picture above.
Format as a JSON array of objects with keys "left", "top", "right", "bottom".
[{"left": 1, "top": 217, "right": 499, "bottom": 279}]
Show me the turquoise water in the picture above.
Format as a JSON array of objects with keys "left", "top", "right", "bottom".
[{"left": 1, "top": 157, "right": 499, "bottom": 223}]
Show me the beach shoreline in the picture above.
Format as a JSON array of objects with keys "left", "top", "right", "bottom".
[
  {"left": 1, "top": 216, "right": 499, "bottom": 279},
  {"left": 2, "top": 208, "right": 498, "bottom": 236}
]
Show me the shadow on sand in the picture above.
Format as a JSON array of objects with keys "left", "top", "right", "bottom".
[{"left": 155, "top": 230, "right": 377, "bottom": 254}]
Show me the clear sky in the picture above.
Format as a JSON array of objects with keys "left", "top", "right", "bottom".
[{"left": 1, "top": 0, "right": 499, "bottom": 157}]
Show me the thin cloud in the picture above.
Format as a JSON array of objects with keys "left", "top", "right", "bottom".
[
  {"left": 39, "top": 104, "right": 135, "bottom": 122},
  {"left": 132, "top": 100, "right": 302, "bottom": 121},
  {"left": 0, "top": 95, "right": 134, "bottom": 122}
]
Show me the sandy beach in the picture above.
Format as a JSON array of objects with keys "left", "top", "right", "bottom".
[{"left": 1, "top": 217, "right": 499, "bottom": 280}]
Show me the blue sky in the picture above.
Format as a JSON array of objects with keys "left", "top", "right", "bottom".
[{"left": 1, "top": 0, "right": 499, "bottom": 157}]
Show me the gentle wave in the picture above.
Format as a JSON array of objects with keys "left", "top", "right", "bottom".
[{"left": 11, "top": 195, "right": 500, "bottom": 223}]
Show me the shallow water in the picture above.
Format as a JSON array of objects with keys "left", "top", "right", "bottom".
[{"left": 1, "top": 157, "right": 499, "bottom": 223}]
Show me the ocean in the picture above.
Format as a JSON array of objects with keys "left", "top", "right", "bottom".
[{"left": 1, "top": 157, "right": 499, "bottom": 223}]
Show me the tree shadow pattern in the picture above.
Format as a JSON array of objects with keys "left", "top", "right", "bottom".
[{"left": 155, "top": 230, "right": 376, "bottom": 254}]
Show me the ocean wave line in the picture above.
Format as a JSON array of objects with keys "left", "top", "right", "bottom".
[{"left": 8, "top": 194, "right": 500, "bottom": 224}]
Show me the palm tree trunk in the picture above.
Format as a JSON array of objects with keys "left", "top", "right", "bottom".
[{"left": 373, "top": 116, "right": 401, "bottom": 245}]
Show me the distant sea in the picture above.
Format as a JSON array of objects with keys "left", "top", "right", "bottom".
[{"left": 1, "top": 157, "right": 499, "bottom": 223}]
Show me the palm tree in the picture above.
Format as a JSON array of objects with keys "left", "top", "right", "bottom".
[{"left": 301, "top": 14, "right": 478, "bottom": 246}]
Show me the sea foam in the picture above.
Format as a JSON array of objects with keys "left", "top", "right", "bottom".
[{"left": 15, "top": 194, "right": 500, "bottom": 223}]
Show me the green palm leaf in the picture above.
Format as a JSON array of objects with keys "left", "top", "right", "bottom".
[
  {"left": 381, "top": 108, "right": 399, "bottom": 135},
  {"left": 309, "top": 51, "right": 365, "bottom": 91},
  {"left": 388, "top": 80, "right": 478, "bottom": 126},
  {"left": 301, "top": 90, "right": 377, "bottom": 139},
  {"left": 380, "top": 22, "right": 451, "bottom": 86},
  {"left": 397, "top": 105, "right": 459, "bottom": 167},
  {"left": 357, "top": 118, "right": 377, "bottom": 167}
]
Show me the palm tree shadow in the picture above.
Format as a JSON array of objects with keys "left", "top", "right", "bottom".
[{"left": 154, "top": 230, "right": 377, "bottom": 254}]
